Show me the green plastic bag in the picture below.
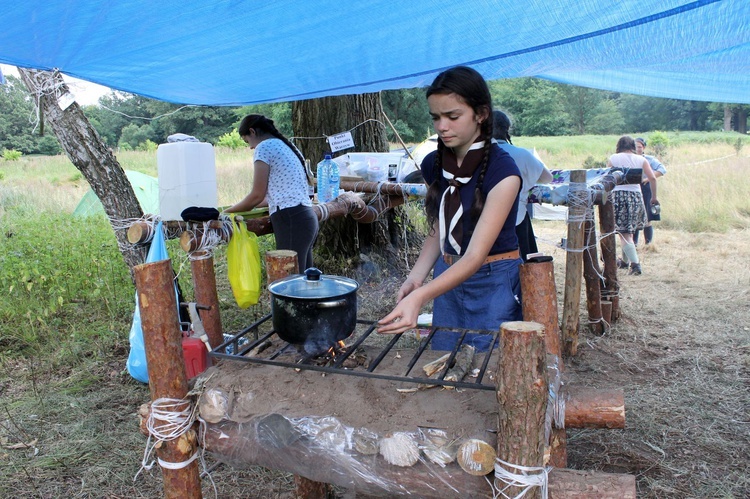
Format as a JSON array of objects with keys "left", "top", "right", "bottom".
[{"left": 227, "top": 215, "right": 261, "bottom": 308}]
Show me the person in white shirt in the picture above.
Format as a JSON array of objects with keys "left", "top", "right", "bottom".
[
  {"left": 492, "top": 110, "right": 553, "bottom": 260},
  {"left": 225, "top": 115, "right": 318, "bottom": 271}
]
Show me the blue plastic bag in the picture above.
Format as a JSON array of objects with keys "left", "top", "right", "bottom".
[{"left": 126, "top": 221, "right": 176, "bottom": 383}]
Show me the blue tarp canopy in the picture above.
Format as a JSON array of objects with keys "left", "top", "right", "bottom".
[{"left": 1, "top": 1, "right": 748, "bottom": 105}]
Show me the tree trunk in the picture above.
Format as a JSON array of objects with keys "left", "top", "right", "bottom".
[
  {"left": 724, "top": 105, "right": 733, "bottom": 132},
  {"left": 18, "top": 68, "right": 146, "bottom": 274},
  {"left": 737, "top": 107, "right": 748, "bottom": 135},
  {"left": 292, "top": 94, "right": 408, "bottom": 266}
]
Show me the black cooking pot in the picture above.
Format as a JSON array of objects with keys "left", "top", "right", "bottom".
[{"left": 268, "top": 268, "right": 358, "bottom": 353}]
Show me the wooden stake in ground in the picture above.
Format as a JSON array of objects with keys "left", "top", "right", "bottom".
[
  {"left": 562, "top": 170, "right": 588, "bottom": 357},
  {"left": 134, "top": 259, "right": 202, "bottom": 499},
  {"left": 598, "top": 200, "right": 620, "bottom": 321},
  {"left": 189, "top": 253, "right": 224, "bottom": 353},
  {"left": 496, "top": 321, "right": 548, "bottom": 499},
  {"left": 519, "top": 259, "right": 567, "bottom": 468},
  {"left": 265, "top": 250, "right": 300, "bottom": 283},
  {"left": 582, "top": 219, "right": 605, "bottom": 335}
]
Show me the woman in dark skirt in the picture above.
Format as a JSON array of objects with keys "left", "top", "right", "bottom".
[{"left": 609, "top": 136, "right": 659, "bottom": 275}]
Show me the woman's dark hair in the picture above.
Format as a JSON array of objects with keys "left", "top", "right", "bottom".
[
  {"left": 424, "top": 66, "right": 493, "bottom": 232},
  {"left": 616, "top": 135, "right": 637, "bottom": 154},
  {"left": 238, "top": 114, "right": 305, "bottom": 167},
  {"left": 492, "top": 110, "right": 512, "bottom": 144}
]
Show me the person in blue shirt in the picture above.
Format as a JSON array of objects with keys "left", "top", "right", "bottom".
[
  {"left": 634, "top": 137, "right": 666, "bottom": 245},
  {"left": 378, "top": 66, "right": 522, "bottom": 350}
]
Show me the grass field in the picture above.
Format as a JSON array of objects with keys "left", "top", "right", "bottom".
[{"left": 0, "top": 133, "right": 749, "bottom": 497}]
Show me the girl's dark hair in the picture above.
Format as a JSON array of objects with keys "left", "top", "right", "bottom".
[
  {"left": 615, "top": 135, "right": 637, "bottom": 154},
  {"left": 238, "top": 114, "right": 305, "bottom": 167},
  {"left": 424, "top": 66, "right": 494, "bottom": 233}
]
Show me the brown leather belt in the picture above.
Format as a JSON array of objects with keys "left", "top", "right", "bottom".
[{"left": 442, "top": 249, "right": 520, "bottom": 266}]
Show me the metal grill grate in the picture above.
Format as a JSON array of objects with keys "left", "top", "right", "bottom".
[{"left": 211, "top": 314, "right": 498, "bottom": 391}]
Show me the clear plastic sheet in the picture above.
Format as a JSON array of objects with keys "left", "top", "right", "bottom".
[{"left": 197, "top": 385, "right": 496, "bottom": 497}]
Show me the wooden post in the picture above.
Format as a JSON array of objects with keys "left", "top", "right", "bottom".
[
  {"left": 189, "top": 253, "right": 224, "bottom": 352},
  {"left": 264, "top": 250, "right": 330, "bottom": 498},
  {"left": 134, "top": 259, "right": 202, "bottom": 499},
  {"left": 564, "top": 387, "right": 626, "bottom": 429},
  {"left": 561, "top": 170, "right": 588, "bottom": 357},
  {"left": 496, "top": 321, "right": 547, "bottom": 499},
  {"left": 519, "top": 259, "right": 566, "bottom": 467},
  {"left": 265, "top": 250, "right": 300, "bottom": 283},
  {"left": 597, "top": 200, "right": 620, "bottom": 321},
  {"left": 582, "top": 219, "right": 604, "bottom": 335}
]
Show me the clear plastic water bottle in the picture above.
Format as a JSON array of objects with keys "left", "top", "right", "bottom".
[
  {"left": 328, "top": 157, "right": 340, "bottom": 201},
  {"left": 316, "top": 154, "right": 331, "bottom": 203}
]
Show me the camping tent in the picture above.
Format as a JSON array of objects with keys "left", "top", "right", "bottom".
[
  {"left": 1, "top": 1, "right": 748, "bottom": 105},
  {"left": 73, "top": 170, "right": 159, "bottom": 217}
]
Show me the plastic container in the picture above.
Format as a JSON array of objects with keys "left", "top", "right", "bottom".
[
  {"left": 317, "top": 154, "right": 332, "bottom": 203},
  {"left": 366, "top": 164, "right": 387, "bottom": 182},
  {"left": 157, "top": 141, "right": 218, "bottom": 221},
  {"left": 182, "top": 336, "right": 209, "bottom": 378},
  {"left": 328, "top": 159, "right": 340, "bottom": 201}
]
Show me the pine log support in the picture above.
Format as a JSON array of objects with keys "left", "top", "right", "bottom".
[
  {"left": 600, "top": 300, "right": 613, "bottom": 325},
  {"left": 295, "top": 476, "right": 334, "bottom": 499},
  {"left": 171, "top": 194, "right": 405, "bottom": 252},
  {"left": 189, "top": 254, "right": 224, "bottom": 353},
  {"left": 561, "top": 170, "right": 588, "bottom": 357},
  {"left": 597, "top": 200, "right": 620, "bottom": 322},
  {"left": 134, "top": 259, "right": 202, "bottom": 499},
  {"left": 548, "top": 469, "right": 635, "bottom": 499},
  {"left": 339, "top": 180, "right": 426, "bottom": 197},
  {"left": 582, "top": 219, "right": 605, "bottom": 335},
  {"left": 496, "top": 321, "right": 548, "bottom": 498},
  {"left": 519, "top": 259, "right": 566, "bottom": 467},
  {"left": 264, "top": 249, "right": 329, "bottom": 497},
  {"left": 563, "top": 386, "right": 625, "bottom": 429},
  {"left": 265, "top": 250, "right": 300, "bottom": 283},
  {"left": 202, "top": 419, "right": 633, "bottom": 498}
]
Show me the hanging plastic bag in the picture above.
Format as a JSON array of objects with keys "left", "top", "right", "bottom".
[
  {"left": 227, "top": 215, "right": 261, "bottom": 308},
  {"left": 127, "top": 220, "right": 177, "bottom": 383}
]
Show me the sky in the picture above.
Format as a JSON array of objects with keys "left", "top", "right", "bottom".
[{"left": 1, "top": 64, "right": 112, "bottom": 106}]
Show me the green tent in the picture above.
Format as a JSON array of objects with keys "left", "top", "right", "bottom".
[{"left": 73, "top": 170, "right": 159, "bottom": 217}]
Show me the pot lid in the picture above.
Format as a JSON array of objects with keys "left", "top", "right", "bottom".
[{"left": 268, "top": 267, "right": 358, "bottom": 299}]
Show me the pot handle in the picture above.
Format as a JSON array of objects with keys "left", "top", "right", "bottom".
[{"left": 316, "top": 299, "right": 347, "bottom": 309}]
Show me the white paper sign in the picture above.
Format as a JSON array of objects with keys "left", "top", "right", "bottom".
[
  {"left": 58, "top": 92, "right": 75, "bottom": 111},
  {"left": 327, "top": 131, "right": 355, "bottom": 153}
]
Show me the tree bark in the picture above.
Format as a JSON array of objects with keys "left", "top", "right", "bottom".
[
  {"left": 582, "top": 219, "right": 604, "bottom": 335},
  {"left": 561, "top": 170, "right": 587, "bottom": 357},
  {"left": 496, "top": 321, "right": 548, "bottom": 499},
  {"left": 597, "top": 201, "right": 620, "bottom": 322},
  {"left": 135, "top": 259, "right": 202, "bottom": 499},
  {"left": 292, "top": 94, "right": 408, "bottom": 263},
  {"left": 18, "top": 68, "right": 146, "bottom": 274}
]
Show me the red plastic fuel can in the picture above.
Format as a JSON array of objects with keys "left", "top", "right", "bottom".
[{"left": 182, "top": 335, "right": 209, "bottom": 378}]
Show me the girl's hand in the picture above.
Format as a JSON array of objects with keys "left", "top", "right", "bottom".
[{"left": 377, "top": 293, "right": 421, "bottom": 335}]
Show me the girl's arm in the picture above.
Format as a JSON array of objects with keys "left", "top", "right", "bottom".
[
  {"left": 224, "top": 160, "right": 270, "bottom": 213},
  {"left": 378, "top": 174, "right": 521, "bottom": 334}
]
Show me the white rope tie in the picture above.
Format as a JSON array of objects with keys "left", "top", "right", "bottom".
[
  {"left": 134, "top": 397, "right": 198, "bottom": 481},
  {"left": 491, "top": 458, "right": 551, "bottom": 499}
]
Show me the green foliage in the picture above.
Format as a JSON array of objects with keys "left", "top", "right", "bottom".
[
  {"left": 582, "top": 155, "right": 607, "bottom": 169},
  {"left": 381, "top": 88, "right": 431, "bottom": 143},
  {"left": 2, "top": 148, "right": 22, "bottom": 161},
  {"left": 648, "top": 130, "right": 669, "bottom": 157},
  {"left": 217, "top": 129, "right": 246, "bottom": 149},
  {"left": 138, "top": 139, "right": 158, "bottom": 152},
  {"left": 0, "top": 215, "right": 134, "bottom": 354},
  {"left": 490, "top": 78, "right": 571, "bottom": 136},
  {"left": 235, "top": 103, "right": 293, "bottom": 137}
]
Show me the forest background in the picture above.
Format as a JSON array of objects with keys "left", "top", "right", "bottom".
[{"left": 2, "top": 74, "right": 749, "bottom": 157}]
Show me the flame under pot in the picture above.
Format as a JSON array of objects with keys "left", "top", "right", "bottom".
[{"left": 268, "top": 268, "right": 358, "bottom": 351}]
